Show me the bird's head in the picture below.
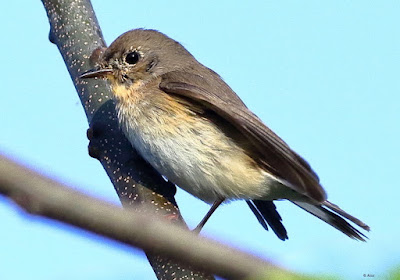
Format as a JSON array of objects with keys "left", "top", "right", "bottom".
[{"left": 80, "top": 29, "right": 195, "bottom": 91}]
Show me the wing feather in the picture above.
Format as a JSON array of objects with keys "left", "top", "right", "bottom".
[{"left": 160, "top": 70, "right": 326, "bottom": 202}]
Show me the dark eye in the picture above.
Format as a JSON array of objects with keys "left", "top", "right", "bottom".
[{"left": 125, "top": 51, "right": 140, "bottom": 64}]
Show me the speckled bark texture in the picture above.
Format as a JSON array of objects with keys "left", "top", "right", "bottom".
[{"left": 41, "top": 0, "right": 214, "bottom": 279}]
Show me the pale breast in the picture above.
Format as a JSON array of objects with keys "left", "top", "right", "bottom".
[{"left": 115, "top": 86, "right": 280, "bottom": 203}]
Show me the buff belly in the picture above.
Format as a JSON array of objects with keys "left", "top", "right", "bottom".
[{"left": 115, "top": 89, "right": 288, "bottom": 203}]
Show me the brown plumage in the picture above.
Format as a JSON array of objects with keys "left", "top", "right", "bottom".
[{"left": 80, "top": 28, "right": 370, "bottom": 241}]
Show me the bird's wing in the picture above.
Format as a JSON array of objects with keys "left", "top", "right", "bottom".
[{"left": 159, "top": 70, "right": 326, "bottom": 202}]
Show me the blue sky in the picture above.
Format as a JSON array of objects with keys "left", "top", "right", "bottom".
[{"left": 1, "top": 1, "right": 399, "bottom": 279}]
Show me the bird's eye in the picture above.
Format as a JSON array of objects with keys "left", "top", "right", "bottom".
[{"left": 125, "top": 51, "right": 140, "bottom": 65}]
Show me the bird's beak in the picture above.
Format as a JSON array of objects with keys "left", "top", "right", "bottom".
[{"left": 79, "top": 67, "right": 114, "bottom": 79}]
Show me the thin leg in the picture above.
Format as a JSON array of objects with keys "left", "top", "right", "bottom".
[{"left": 193, "top": 198, "right": 225, "bottom": 233}]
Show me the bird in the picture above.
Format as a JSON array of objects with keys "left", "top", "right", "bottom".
[{"left": 80, "top": 28, "right": 370, "bottom": 241}]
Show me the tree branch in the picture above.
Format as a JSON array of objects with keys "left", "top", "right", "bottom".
[
  {"left": 0, "top": 154, "right": 285, "bottom": 280},
  {"left": 40, "top": 0, "right": 213, "bottom": 278}
]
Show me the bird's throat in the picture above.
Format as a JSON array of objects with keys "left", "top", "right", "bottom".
[{"left": 111, "top": 80, "right": 145, "bottom": 101}]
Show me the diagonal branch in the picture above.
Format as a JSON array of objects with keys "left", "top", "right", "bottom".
[
  {"left": 40, "top": 0, "right": 213, "bottom": 278},
  {"left": 0, "top": 154, "right": 283, "bottom": 280}
]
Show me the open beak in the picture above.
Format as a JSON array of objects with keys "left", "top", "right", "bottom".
[{"left": 79, "top": 68, "right": 114, "bottom": 79}]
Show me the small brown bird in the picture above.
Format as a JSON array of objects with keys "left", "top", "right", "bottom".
[{"left": 80, "top": 29, "right": 369, "bottom": 240}]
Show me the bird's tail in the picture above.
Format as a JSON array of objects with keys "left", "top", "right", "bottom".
[
  {"left": 247, "top": 200, "right": 288, "bottom": 240},
  {"left": 247, "top": 199, "right": 370, "bottom": 241},
  {"left": 292, "top": 200, "right": 370, "bottom": 241}
]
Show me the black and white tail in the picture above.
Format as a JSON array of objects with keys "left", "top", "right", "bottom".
[
  {"left": 247, "top": 200, "right": 288, "bottom": 240},
  {"left": 248, "top": 199, "right": 370, "bottom": 241}
]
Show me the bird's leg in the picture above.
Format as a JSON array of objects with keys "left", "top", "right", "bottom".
[{"left": 193, "top": 198, "right": 225, "bottom": 233}]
